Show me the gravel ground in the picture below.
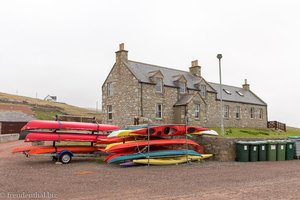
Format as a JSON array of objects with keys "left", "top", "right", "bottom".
[{"left": 1, "top": 140, "right": 300, "bottom": 200}]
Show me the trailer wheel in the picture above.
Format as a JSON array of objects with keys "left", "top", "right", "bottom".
[{"left": 59, "top": 152, "right": 72, "bottom": 164}]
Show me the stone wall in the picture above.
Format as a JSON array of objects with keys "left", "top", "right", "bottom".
[
  {"left": 102, "top": 61, "right": 140, "bottom": 128},
  {"left": 141, "top": 84, "right": 178, "bottom": 124}
]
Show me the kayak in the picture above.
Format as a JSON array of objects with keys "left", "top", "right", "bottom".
[
  {"left": 24, "top": 132, "right": 107, "bottom": 142},
  {"left": 105, "top": 139, "right": 203, "bottom": 153},
  {"left": 108, "top": 125, "right": 208, "bottom": 138},
  {"left": 21, "top": 120, "right": 120, "bottom": 132},
  {"left": 133, "top": 154, "right": 213, "bottom": 165},
  {"left": 108, "top": 149, "right": 202, "bottom": 164},
  {"left": 12, "top": 145, "right": 98, "bottom": 155}
]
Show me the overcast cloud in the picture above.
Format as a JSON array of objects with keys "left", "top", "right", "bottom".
[{"left": 0, "top": 0, "right": 299, "bottom": 127}]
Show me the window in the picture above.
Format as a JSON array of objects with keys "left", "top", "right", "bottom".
[
  {"left": 235, "top": 106, "right": 240, "bottom": 119},
  {"left": 236, "top": 91, "right": 244, "bottom": 96},
  {"left": 259, "top": 108, "right": 263, "bottom": 119},
  {"left": 250, "top": 107, "right": 255, "bottom": 119},
  {"left": 179, "top": 82, "right": 186, "bottom": 94},
  {"left": 223, "top": 89, "right": 231, "bottom": 95},
  {"left": 107, "top": 105, "right": 113, "bottom": 120},
  {"left": 200, "top": 85, "right": 206, "bottom": 97},
  {"left": 223, "top": 105, "right": 229, "bottom": 118},
  {"left": 195, "top": 104, "right": 200, "bottom": 119},
  {"left": 155, "top": 78, "right": 163, "bottom": 93},
  {"left": 156, "top": 104, "right": 163, "bottom": 119},
  {"left": 107, "top": 82, "right": 113, "bottom": 97}
]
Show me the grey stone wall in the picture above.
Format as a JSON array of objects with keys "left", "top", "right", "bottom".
[
  {"left": 102, "top": 61, "right": 140, "bottom": 128},
  {"left": 141, "top": 84, "right": 178, "bottom": 124},
  {"left": 205, "top": 99, "right": 267, "bottom": 129}
]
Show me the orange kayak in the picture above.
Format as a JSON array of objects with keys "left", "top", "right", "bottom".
[{"left": 13, "top": 146, "right": 98, "bottom": 155}]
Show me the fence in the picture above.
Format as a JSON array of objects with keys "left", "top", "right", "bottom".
[{"left": 267, "top": 121, "right": 286, "bottom": 132}]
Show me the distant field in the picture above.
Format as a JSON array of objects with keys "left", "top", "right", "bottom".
[
  {"left": 212, "top": 127, "right": 300, "bottom": 138},
  {"left": 0, "top": 92, "right": 102, "bottom": 121}
]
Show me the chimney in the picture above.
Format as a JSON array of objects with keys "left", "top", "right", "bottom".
[
  {"left": 115, "top": 43, "right": 128, "bottom": 63},
  {"left": 242, "top": 79, "right": 250, "bottom": 91},
  {"left": 189, "top": 60, "right": 201, "bottom": 77}
]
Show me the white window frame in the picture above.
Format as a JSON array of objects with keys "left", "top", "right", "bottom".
[
  {"left": 107, "top": 82, "right": 113, "bottom": 97},
  {"left": 223, "top": 105, "right": 229, "bottom": 118},
  {"left": 155, "top": 78, "right": 163, "bottom": 93},
  {"left": 236, "top": 106, "right": 240, "bottom": 119},
  {"left": 195, "top": 104, "right": 200, "bottom": 119},
  {"left": 250, "top": 107, "right": 255, "bottom": 119},
  {"left": 200, "top": 84, "right": 206, "bottom": 98},
  {"left": 259, "top": 108, "right": 263, "bottom": 119},
  {"left": 179, "top": 82, "right": 186, "bottom": 94},
  {"left": 107, "top": 105, "right": 113, "bottom": 120},
  {"left": 156, "top": 103, "right": 163, "bottom": 119}
]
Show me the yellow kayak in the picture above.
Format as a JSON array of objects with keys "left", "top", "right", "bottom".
[
  {"left": 133, "top": 154, "right": 213, "bottom": 165},
  {"left": 108, "top": 130, "right": 143, "bottom": 138}
]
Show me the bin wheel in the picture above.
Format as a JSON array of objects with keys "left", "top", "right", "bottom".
[{"left": 59, "top": 152, "right": 72, "bottom": 164}]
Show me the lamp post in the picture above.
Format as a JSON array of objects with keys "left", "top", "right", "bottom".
[{"left": 217, "top": 54, "right": 224, "bottom": 137}]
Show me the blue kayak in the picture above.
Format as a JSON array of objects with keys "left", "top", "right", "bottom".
[{"left": 108, "top": 149, "right": 201, "bottom": 164}]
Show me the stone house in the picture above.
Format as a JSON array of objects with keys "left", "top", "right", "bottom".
[{"left": 102, "top": 44, "right": 267, "bottom": 128}]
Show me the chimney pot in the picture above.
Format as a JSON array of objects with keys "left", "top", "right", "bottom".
[
  {"left": 119, "top": 43, "right": 125, "bottom": 51},
  {"left": 191, "top": 60, "right": 199, "bottom": 67}
]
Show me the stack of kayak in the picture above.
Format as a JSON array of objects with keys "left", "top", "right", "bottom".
[
  {"left": 13, "top": 120, "right": 119, "bottom": 159},
  {"left": 102, "top": 124, "right": 218, "bottom": 166},
  {"left": 13, "top": 120, "right": 217, "bottom": 165}
]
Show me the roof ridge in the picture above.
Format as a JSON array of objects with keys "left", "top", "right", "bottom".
[
  {"left": 128, "top": 60, "right": 191, "bottom": 75},
  {"left": 208, "top": 82, "right": 243, "bottom": 90}
]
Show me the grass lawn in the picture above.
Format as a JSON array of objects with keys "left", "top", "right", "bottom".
[{"left": 211, "top": 127, "right": 300, "bottom": 138}]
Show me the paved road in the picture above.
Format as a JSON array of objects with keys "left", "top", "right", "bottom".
[{"left": 1, "top": 140, "right": 300, "bottom": 200}]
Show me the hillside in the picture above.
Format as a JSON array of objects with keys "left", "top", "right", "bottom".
[{"left": 0, "top": 92, "right": 103, "bottom": 121}]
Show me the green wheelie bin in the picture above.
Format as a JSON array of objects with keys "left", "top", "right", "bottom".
[
  {"left": 257, "top": 141, "right": 267, "bottom": 161},
  {"left": 277, "top": 140, "right": 287, "bottom": 161},
  {"left": 236, "top": 141, "right": 250, "bottom": 162},
  {"left": 267, "top": 140, "right": 277, "bottom": 161},
  {"left": 286, "top": 140, "right": 295, "bottom": 160},
  {"left": 249, "top": 142, "right": 259, "bottom": 162}
]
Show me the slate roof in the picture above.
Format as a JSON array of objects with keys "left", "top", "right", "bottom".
[
  {"left": 208, "top": 82, "right": 267, "bottom": 106},
  {"left": 125, "top": 60, "right": 267, "bottom": 106},
  {"left": 125, "top": 60, "right": 200, "bottom": 89},
  {"left": 0, "top": 111, "right": 35, "bottom": 122}
]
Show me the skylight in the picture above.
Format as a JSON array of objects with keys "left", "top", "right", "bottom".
[
  {"left": 223, "top": 89, "right": 231, "bottom": 95},
  {"left": 236, "top": 91, "right": 244, "bottom": 96}
]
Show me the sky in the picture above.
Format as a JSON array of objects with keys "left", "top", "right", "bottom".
[{"left": 0, "top": 0, "right": 300, "bottom": 127}]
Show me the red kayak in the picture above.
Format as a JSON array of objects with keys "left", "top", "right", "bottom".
[
  {"left": 106, "top": 139, "right": 203, "bottom": 153},
  {"left": 129, "top": 125, "right": 208, "bottom": 137},
  {"left": 25, "top": 132, "right": 107, "bottom": 142},
  {"left": 21, "top": 120, "right": 119, "bottom": 132}
]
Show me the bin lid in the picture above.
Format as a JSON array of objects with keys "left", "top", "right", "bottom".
[
  {"left": 288, "top": 136, "right": 300, "bottom": 139},
  {"left": 285, "top": 140, "right": 295, "bottom": 144},
  {"left": 256, "top": 141, "right": 268, "bottom": 145},
  {"left": 267, "top": 140, "right": 278, "bottom": 144},
  {"left": 236, "top": 141, "right": 252, "bottom": 145},
  {"left": 276, "top": 140, "right": 287, "bottom": 144}
]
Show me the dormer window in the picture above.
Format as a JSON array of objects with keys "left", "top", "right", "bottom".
[
  {"left": 179, "top": 82, "right": 186, "bottom": 94},
  {"left": 223, "top": 89, "right": 231, "bottom": 95},
  {"left": 200, "top": 84, "right": 206, "bottom": 97},
  {"left": 155, "top": 78, "right": 163, "bottom": 93}
]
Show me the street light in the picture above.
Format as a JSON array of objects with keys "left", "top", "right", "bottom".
[{"left": 217, "top": 54, "right": 224, "bottom": 137}]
